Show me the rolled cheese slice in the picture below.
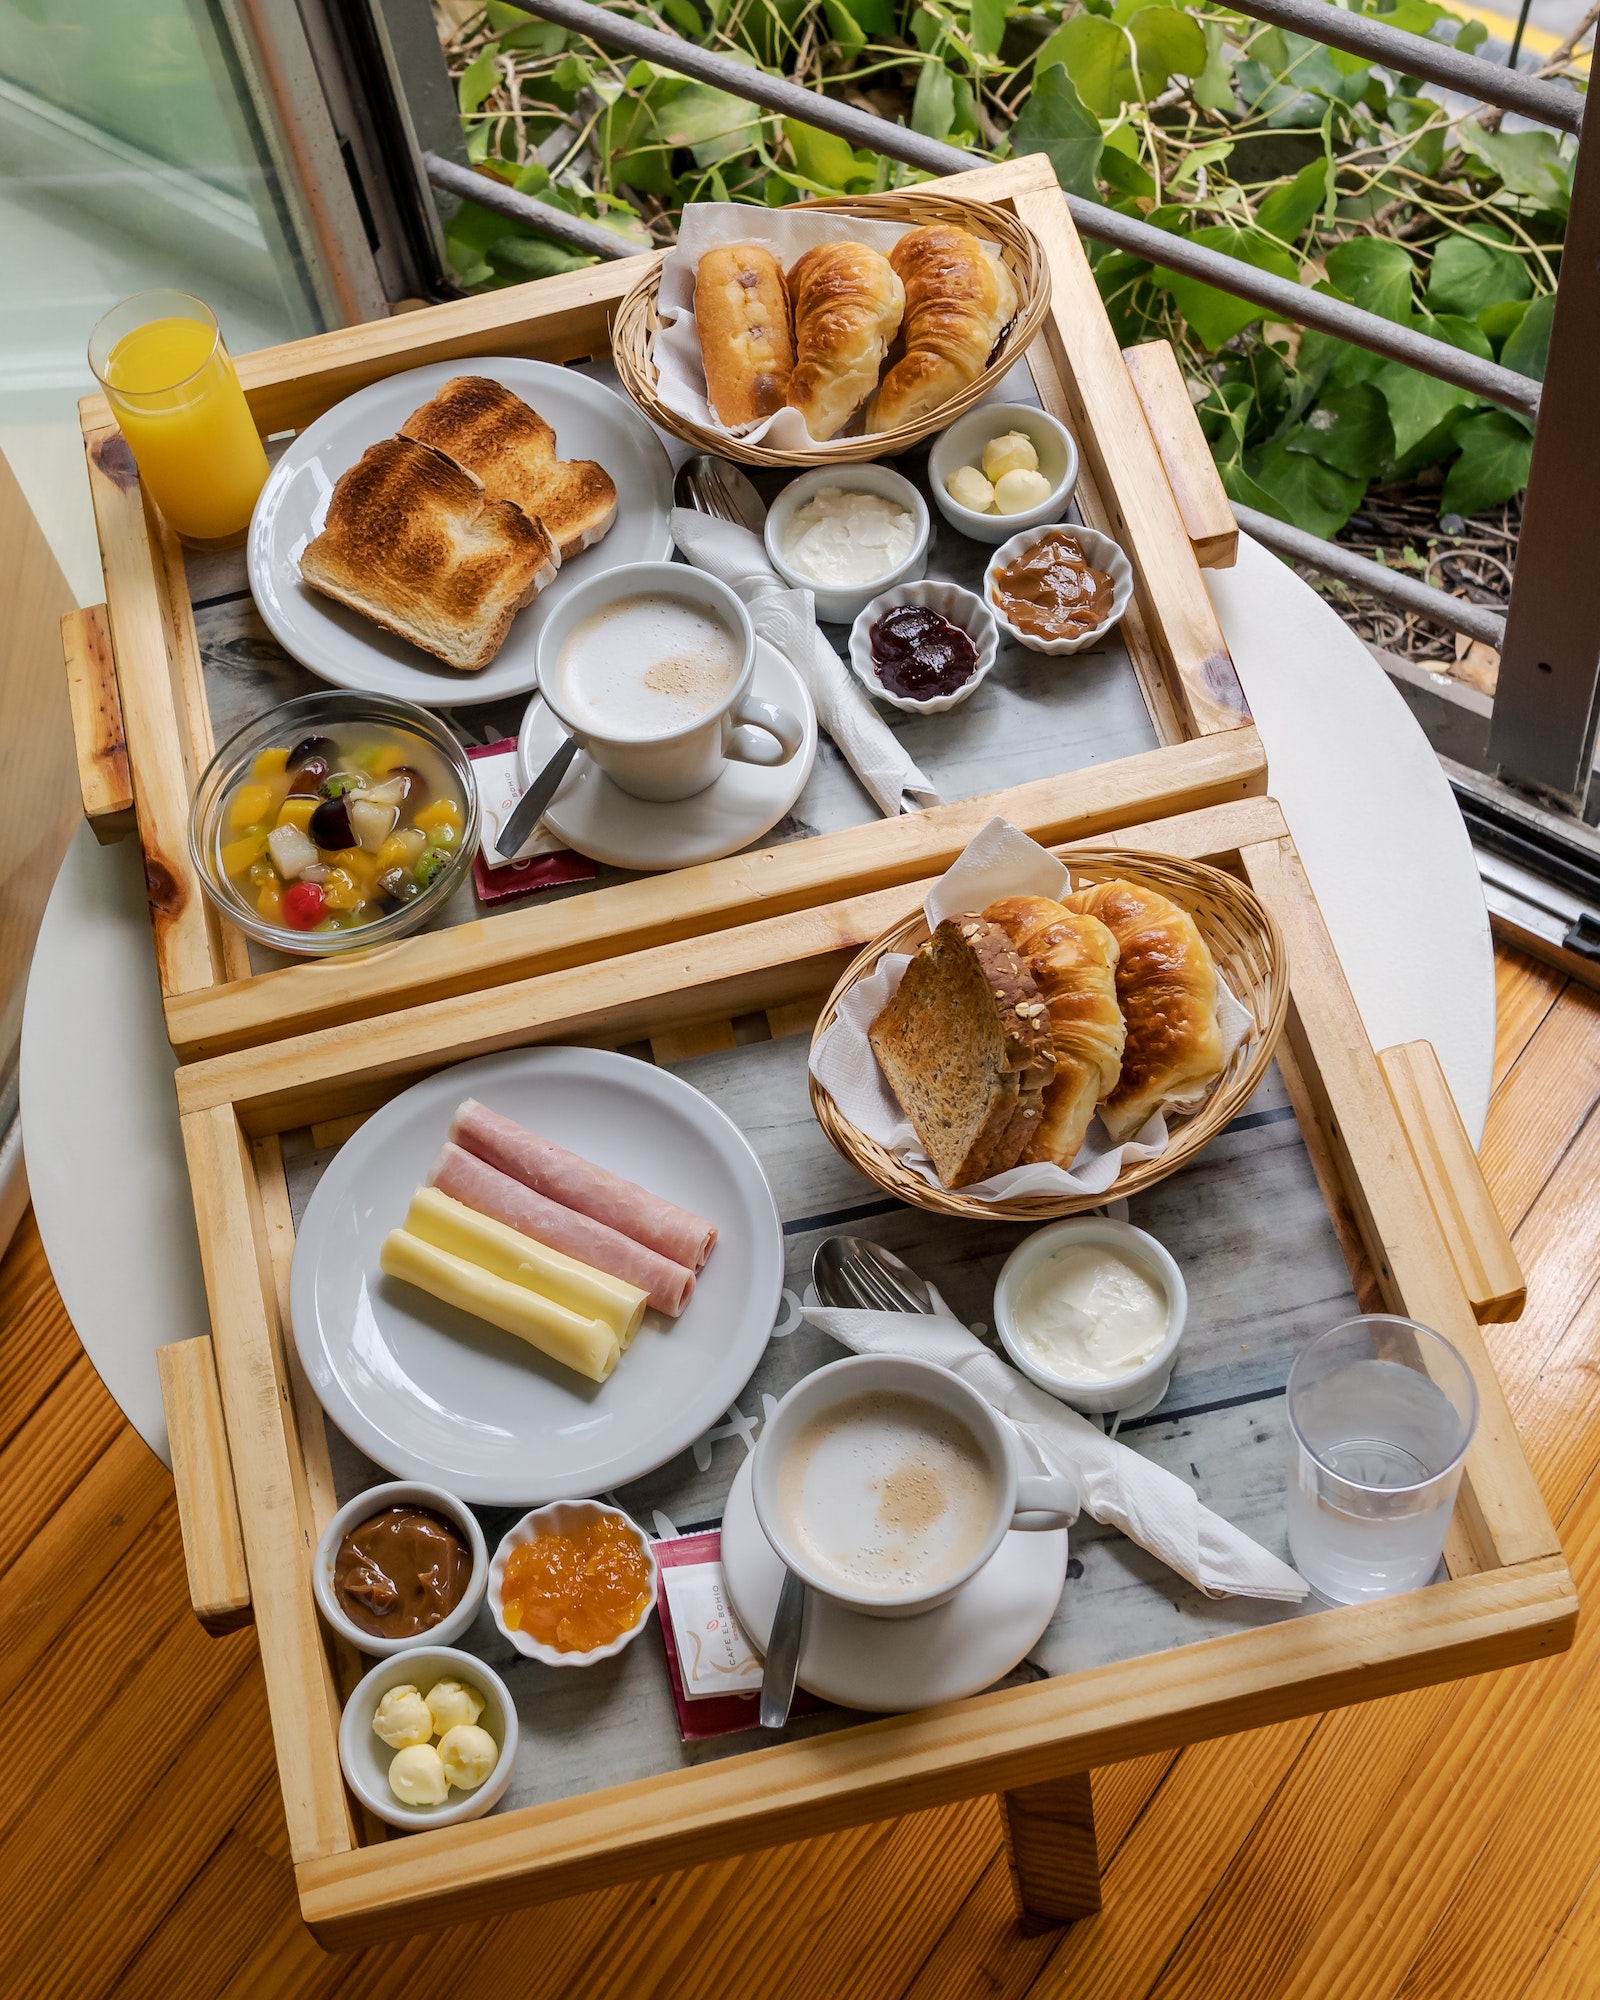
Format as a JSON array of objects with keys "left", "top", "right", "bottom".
[
  {"left": 450, "top": 1099, "right": 717, "bottom": 1271},
  {"left": 379, "top": 1228, "right": 620, "bottom": 1383},
  {"left": 430, "top": 1144, "right": 694, "bottom": 1317},
  {"left": 403, "top": 1186, "right": 647, "bottom": 1347}
]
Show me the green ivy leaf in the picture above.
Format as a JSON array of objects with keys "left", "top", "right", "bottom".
[
  {"left": 458, "top": 45, "right": 501, "bottom": 115},
  {"left": 1193, "top": 18, "right": 1236, "bottom": 113},
  {"left": 1371, "top": 359, "right": 1475, "bottom": 461},
  {"left": 1323, "top": 237, "right": 1415, "bottom": 323},
  {"left": 821, "top": 0, "right": 866, "bottom": 54},
  {"left": 1153, "top": 225, "right": 1299, "bottom": 352},
  {"left": 1248, "top": 432, "right": 1367, "bottom": 536},
  {"left": 970, "top": 0, "right": 1007, "bottom": 59},
  {"left": 1099, "top": 146, "right": 1157, "bottom": 202},
  {"left": 782, "top": 117, "right": 875, "bottom": 190},
  {"left": 1288, "top": 381, "right": 1394, "bottom": 480},
  {"left": 1426, "top": 230, "right": 1530, "bottom": 319},
  {"left": 1168, "top": 139, "right": 1233, "bottom": 189},
  {"left": 1256, "top": 156, "right": 1333, "bottom": 246},
  {"left": 848, "top": 0, "right": 896, "bottom": 28},
  {"left": 1478, "top": 298, "right": 1529, "bottom": 349},
  {"left": 1014, "top": 63, "right": 1105, "bottom": 199},
  {"left": 1033, "top": 13, "right": 1138, "bottom": 118},
  {"left": 1502, "top": 292, "right": 1555, "bottom": 380},
  {"left": 656, "top": 81, "right": 761, "bottom": 166},
  {"left": 1440, "top": 409, "right": 1534, "bottom": 517},
  {"left": 1128, "top": 5, "right": 1207, "bottom": 92},
  {"left": 1423, "top": 311, "right": 1493, "bottom": 362},
  {"left": 1220, "top": 457, "right": 1294, "bottom": 525},
  {"left": 912, "top": 60, "right": 956, "bottom": 140},
  {"left": 1458, "top": 120, "right": 1574, "bottom": 214},
  {"left": 488, "top": 232, "right": 595, "bottom": 278},
  {"left": 484, "top": 4, "right": 568, "bottom": 53}
]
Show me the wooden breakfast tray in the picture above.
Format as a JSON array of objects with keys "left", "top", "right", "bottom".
[
  {"left": 156, "top": 787, "right": 1563, "bottom": 1947},
  {"left": 65, "top": 153, "right": 1262, "bottom": 1068}
]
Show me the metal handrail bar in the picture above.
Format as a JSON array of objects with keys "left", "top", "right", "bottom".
[
  {"left": 500, "top": 0, "right": 1542, "bottom": 420},
  {"left": 1226, "top": 0, "right": 1582, "bottom": 134},
  {"left": 1231, "top": 504, "right": 1507, "bottom": 644},
  {"left": 424, "top": 150, "right": 642, "bottom": 257}
]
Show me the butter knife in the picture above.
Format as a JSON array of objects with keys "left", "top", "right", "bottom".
[{"left": 494, "top": 732, "right": 577, "bottom": 863}]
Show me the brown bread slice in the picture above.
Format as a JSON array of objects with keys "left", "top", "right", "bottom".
[
  {"left": 399, "top": 375, "right": 618, "bottom": 561},
  {"left": 299, "top": 435, "right": 559, "bottom": 673},
  {"left": 868, "top": 914, "right": 1055, "bottom": 1189}
]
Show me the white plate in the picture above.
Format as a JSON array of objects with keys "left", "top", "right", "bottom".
[
  {"left": 719, "top": 1455, "right": 1068, "bottom": 1712},
  {"left": 516, "top": 639, "right": 818, "bottom": 870},
  {"left": 289, "top": 1047, "right": 784, "bottom": 1506},
  {"left": 248, "top": 358, "right": 675, "bottom": 706}
]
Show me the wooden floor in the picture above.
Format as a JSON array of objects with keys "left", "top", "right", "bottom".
[{"left": 5, "top": 941, "right": 1599, "bottom": 2000}]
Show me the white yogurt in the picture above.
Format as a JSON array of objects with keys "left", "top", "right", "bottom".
[
  {"left": 781, "top": 486, "right": 918, "bottom": 587},
  {"left": 1012, "top": 1244, "right": 1169, "bottom": 1384}
]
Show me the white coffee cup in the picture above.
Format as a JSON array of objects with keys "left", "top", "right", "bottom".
[
  {"left": 752, "top": 1354, "right": 1078, "bottom": 1620},
  {"left": 535, "top": 562, "right": 804, "bottom": 803}
]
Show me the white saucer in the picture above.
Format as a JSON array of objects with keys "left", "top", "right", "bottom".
[
  {"left": 718, "top": 1454, "right": 1069, "bottom": 1713},
  {"left": 516, "top": 639, "right": 818, "bottom": 870}
]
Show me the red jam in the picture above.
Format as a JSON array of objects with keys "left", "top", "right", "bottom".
[{"left": 869, "top": 606, "right": 979, "bottom": 701}]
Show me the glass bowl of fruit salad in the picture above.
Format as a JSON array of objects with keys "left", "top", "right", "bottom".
[{"left": 189, "top": 691, "right": 479, "bottom": 956}]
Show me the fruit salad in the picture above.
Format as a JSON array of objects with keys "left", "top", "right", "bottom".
[{"left": 218, "top": 728, "right": 467, "bottom": 935}]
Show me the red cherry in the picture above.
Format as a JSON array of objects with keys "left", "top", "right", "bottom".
[{"left": 281, "top": 881, "right": 326, "bottom": 930}]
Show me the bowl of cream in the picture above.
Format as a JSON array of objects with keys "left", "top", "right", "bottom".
[
  {"left": 993, "top": 1218, "right": 1187, "bottom": 1418},
  {"left": 764, "top": 464, "right": 930, "bottom": 623}
]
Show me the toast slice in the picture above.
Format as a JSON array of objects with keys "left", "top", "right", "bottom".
[
  {"left": 399, "top": 375, "right": 618, "bottom": 562},
  {"left": 299, "top": 436, "right": 559, "bottom": 673},
  {"left": 868, "top": 914, "right": 1055, "bottom": 1189}
]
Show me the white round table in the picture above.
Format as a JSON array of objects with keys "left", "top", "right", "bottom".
[{"left": 20, "top": 535, "right": 1494, "bottom": 1463}]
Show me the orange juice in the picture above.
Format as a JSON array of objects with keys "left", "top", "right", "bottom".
[{"left": 99, "top": 313, "right": 269, "bottom": 544}]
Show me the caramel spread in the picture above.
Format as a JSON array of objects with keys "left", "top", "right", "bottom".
[
  {"left": 499, "top": 1513, "right": 653, "bottom": 1653},
  {"left": 333, "top": 1505, "right": 472, "bottom": 1640},
  {"left": 991, "top": 529, "right": 1114, "bottom": 641}
]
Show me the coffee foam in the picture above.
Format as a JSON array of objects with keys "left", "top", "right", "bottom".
[
  {"left": 552, "top": 595, "right": 740, "bottom": 739},
  {"left": 776, "top": 1391, "right": 996, "bottom": 1595}
]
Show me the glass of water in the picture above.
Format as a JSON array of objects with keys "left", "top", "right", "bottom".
[{"left": 1286, "top": 1316, "right": 1478, "bottom": 1603}]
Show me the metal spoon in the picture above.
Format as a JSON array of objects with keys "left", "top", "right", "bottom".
[
  {"left": 673, "top": 453, "right": 768, "bottom": 532},
  {"left": 813, "top": 1236, "right": 937, "bottom": 1316},
  {"left": 759, "top": 1566, "right": 806, "bottom": 1731},
  {"left": 494, "top": 732, "right": 577, "bottom": 862}
]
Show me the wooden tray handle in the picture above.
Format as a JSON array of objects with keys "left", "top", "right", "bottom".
[
  {"left": 1122, "top": 340, "right": 1239, "bottom": 572},
  {"left": 157, "top": 1336, "right": 253, "bottom": 1634},
  {"left": 1378, "top": 1039, "right": 1526, "bottom": 1324},
  {"left": 61, "top": 603, "right": 135, "bottom": 843}
]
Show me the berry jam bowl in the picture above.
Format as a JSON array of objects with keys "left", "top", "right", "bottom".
[
  {"left": 847, "top": 579, "right": 999, "bottom": 714},
  {"left": 188, "top": 690, "right": 479, "bottom": 958}
]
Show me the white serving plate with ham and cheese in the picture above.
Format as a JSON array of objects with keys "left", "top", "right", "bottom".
[{"left": 289, "top": 1046, "right": 784, "bottom": 1505}]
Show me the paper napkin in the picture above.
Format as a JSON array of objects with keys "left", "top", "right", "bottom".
[
  {"left": 804, "top": 1303, "right": 1308, "bottom": 1602},
  {"left": 671, "top": 507, "right": 941, "bottom": 818}
]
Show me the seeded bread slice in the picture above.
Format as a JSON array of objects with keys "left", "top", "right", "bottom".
[{"left": 868, "top": 914, "right": 1056, "bottom": 1189}]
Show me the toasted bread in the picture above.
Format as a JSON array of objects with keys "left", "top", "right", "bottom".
[
  {"left": 299, "top": 435, "right": 559, "bottom": 673},
  {"left": 399, "top": 375, "right": 618, "bottom": 561},
  {"left": 868, "top": 914, "right": 1055, "bottom": 1188}
]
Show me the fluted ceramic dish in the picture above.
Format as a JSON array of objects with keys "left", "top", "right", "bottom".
[
  {"left": 847, "top": 579, "right": 999, "bottom": 714},
  {"left": 983, "top": 523, "right": 1135, "bottom": 656},
  {"left": 489, "top": 1499, "right": 659, "bottom": 1667}
]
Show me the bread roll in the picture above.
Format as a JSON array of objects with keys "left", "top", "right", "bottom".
[
  {"left": 866, "top": 225, "right": 1019, "bottom": 433},
  {"left": 695, "top": 244, "right": 794, "bottom": 428},
  {"left": 785, "top": 240, "right": 905, "bottom": 442}
]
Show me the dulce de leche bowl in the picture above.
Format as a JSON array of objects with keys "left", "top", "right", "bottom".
[
  {"left": 188, "top": 689, "right": 479, "bottom": 958},
  {"left": 983, "top": 523, "right": 1134, "bottom": 657},
  {"left": 313, "top": 1481, "right": 489, "bottom": 1658}
]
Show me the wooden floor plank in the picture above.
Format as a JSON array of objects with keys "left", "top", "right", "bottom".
[
  {"left": 1519, "top": 1856, "right": 1600, "bottom": 2000},
  {"left": 0, "top": 1213, "right": 82, "bottom": 1452},
  {"left": 112, "top": 1832, "right": 296, "bottom": 2000},
  {"left": 1492, "top": 949, "right": 1567, "bottom": 1092},
  {"left": 1479, "top": 983, "right": 1600, "bottom": 1232},
  {"left": 0, "top": 1351, "right": 126, "bottom": 1578}
]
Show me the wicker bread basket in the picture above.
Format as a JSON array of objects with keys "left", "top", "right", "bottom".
[
  {"left": 611, "top": 189, "right": 1051, "bottom": 468},
  {"left": 808, "top": 851, "right": 1290, "bottom": 1221}
]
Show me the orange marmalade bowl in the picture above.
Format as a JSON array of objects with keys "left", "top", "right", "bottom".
[{"left": 488, "top": 1500, "right": 659, "bottom": 1667}]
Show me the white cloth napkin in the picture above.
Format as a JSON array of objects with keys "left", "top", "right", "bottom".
[
  {"left": 671, "top": 507, "right": 941, "bottom": 817},
  {"left": 804, "top": 1303, "right": 1308, "bottom": 1602},
  {"left": 809, "top": 817, "right": 1255, "bottom": 1198}
]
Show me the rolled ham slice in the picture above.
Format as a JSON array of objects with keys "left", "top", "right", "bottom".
[
  {"left": 429, "top": 1144, "right": 695, "bottom": 1318},
  {"left": 449, "top": 1098, "right": 717, "bottom": 1271}
]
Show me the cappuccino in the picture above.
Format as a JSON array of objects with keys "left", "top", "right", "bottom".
[
  {"left": 776, "top": 1392, "right": 996, "bottom": 1596},
  {"left": 550, "top": 594, "right": 740, "bottom": 740}
]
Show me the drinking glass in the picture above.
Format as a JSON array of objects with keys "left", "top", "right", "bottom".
[
  {"left": 88, "top": 289, "right": 270, "bottom": 547},
  {"left": 1286, "top": 1316, "right": 1478, "bottom": 1603}
]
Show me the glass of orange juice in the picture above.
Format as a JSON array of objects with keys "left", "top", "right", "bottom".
[{"left": 88, "top": 289, "right": 270, "bottom": 548}]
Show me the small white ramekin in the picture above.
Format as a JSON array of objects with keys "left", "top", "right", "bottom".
[
  {"left": 339, "top": 1645, "right": 517, "bottom": 1832},
  {"left": 993, "top": 1218, "right": 1188, "bottom": 1418},
  {"left": 489, "top": 1499, "right": 658, "bottom": 1667},
  {"left": 847, "top": 579, "right": 999, "bottom": 714},
  {"left": 764, "top": 463, "right": 930, "bottom": 624},
  {"left": 312, "top": 1481, "right": 489, "bottom": 1659},
  {"left": 927, "top": 404, "right": 1080, "bottom": 546},
  {"left": 983, "top": 523, "right": 1134, "bottom": 656}
]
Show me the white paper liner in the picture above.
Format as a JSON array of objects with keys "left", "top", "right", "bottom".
[
  {"left": 809, "top": 819, "right": 1256, "bottom": 1200},
  {"left": 654, "top": 202, "right": 1008, "bottom": 453}
]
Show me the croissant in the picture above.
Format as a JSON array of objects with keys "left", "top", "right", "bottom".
[
  {"left": 1062, "top": 879, "right": 1224, "bottom": 1143},
  {"left": 694, "top": 244, "right": 794, "bottom": 428},
  {"left": 785, "top": 240, "right": 905, "bottom": 441},
  {"left": 866, "top": 225, "right": 1019, "bottom": 433},
  {"left": 983, "top": 896, "right": 1124, "bottom": 1168}
]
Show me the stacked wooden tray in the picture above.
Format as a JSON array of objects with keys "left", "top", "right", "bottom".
[{"left": 66, "top": 154, "right": 1565, "bottom": 1947}]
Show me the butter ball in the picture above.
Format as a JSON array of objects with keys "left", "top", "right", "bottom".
[
  {"left": 994, "top": 468, "right": 1054, "bottom": 515},
  {"left": 982, "top": 431, "right": 1039, "bottom": 482},
  {"left": 438, "top": 1723, "right": 498, "bottom": 1792},
  {"left": 425, "top": 1678, "right": 484, "bottom": 1737},
  {"left": 388, "top": 1742, "right": 449, "bottom": 1808},
  {"left": 372, "top": 1684, "right": 432, "bottom": 1750},
  {"left": 946, "top": 465, "right": 996, "bottom": 513}
]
